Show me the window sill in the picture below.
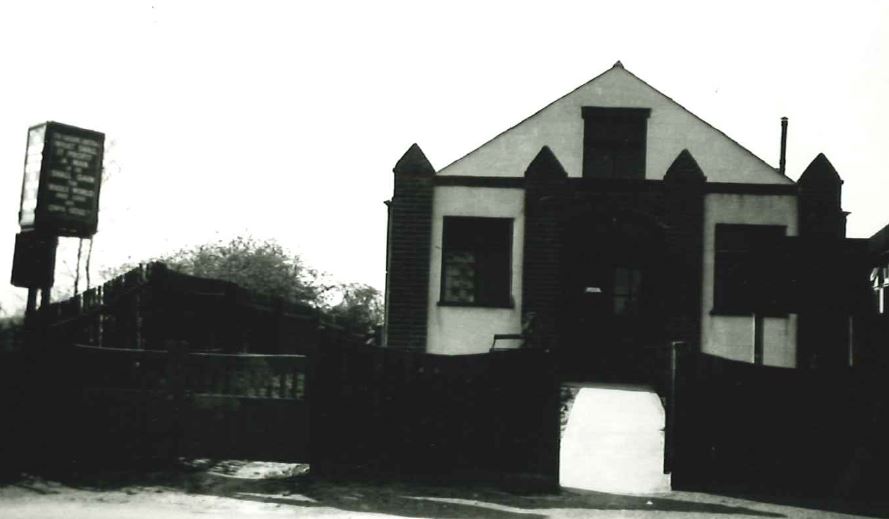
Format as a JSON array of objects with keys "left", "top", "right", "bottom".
[
  {"left": 438, "top": 301, "right": 515, "bottom": 310},
  {"left": 709, "top": 307, "right": 790, "bottom": 318}
]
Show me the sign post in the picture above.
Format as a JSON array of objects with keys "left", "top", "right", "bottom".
[{"left": 11, "top": 121, "right": 105, "bottom": 330}]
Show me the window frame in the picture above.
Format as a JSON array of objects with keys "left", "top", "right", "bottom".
[
  {"left": 581, "top": 107, "right": 651, "bottom": 179},
  {"left": 438, "top": 216, "right": 514, "bottom": 309},
  {"left": 612, "top": 266, "right": 643, "bottom": 317},
  {"left": 711, "top": 223, "right": 788, "bottom": 316}
]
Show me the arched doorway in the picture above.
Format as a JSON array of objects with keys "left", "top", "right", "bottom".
[{"left": 560, "top": 208, "right": 668, "bottom": 383}]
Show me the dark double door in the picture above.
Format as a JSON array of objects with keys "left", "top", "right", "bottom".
[{"left": 560, "top": 216, "right": 667, "bottom": 383}]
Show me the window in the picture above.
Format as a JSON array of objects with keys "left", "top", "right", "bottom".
[
  {"left": 582, "top": 107, "right": 650, "bottom": 179},
  {"left": 440, "top": 217, "right": 513, "bottom": 307},
  {"left": 713, "top": 224, "right": 787, "bottom": 315},
  {"left": 613, "top": 267, "right": 642, "bottom": 316}
]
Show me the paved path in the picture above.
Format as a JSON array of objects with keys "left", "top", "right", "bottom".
[{"left": 560, "top": 384, "right": 671, "bottom": 494}]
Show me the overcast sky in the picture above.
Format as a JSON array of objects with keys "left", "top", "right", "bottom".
[{"left": 2, "top": 1, "right": 888, "bottom": 315}]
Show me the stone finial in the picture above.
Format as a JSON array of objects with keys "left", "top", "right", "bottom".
[
  {"left": 664, "top": 149, "right": 706, "bottom": 183},
  {"left": 393, "top": 143, "right": 435, "bottom": 176},
  {"left": 798, "top": 153, "right": 842, "bottom": 188},
  {"left": 613, "top": 60, "right": 624, "bottom": 69},
  {"left": 524, "top": 146, "right": 568, "bottom": 180}
]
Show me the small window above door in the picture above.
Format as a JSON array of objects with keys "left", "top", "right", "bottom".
[{"left": 582, "top": 107, "right": 651, "bottom": 179}]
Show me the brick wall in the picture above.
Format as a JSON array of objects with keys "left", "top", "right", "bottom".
[
  {"left": 522, "top": 146, "right": 568, "bottom": 350},
  {"left": 798, "top": 153, "right": 846, "bottom": 239},
  {"left": 522, "top": 148, "right": 707, "bottom": 382},
  {"left": 662, "top": 149, "right": 707, "bottom": 350},
  {"left": 384, "top": 144, "right": 435, "bottom": 350}
]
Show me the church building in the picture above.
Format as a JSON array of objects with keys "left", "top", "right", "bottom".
[{"left": 382, "top": 62, "right": 870, "bottom": 382}]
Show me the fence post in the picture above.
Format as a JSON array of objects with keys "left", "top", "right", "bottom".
[
  {"left": 165, "top": 339, "right": 188, "bottom": 461},
  {"left": 665, "top": 340, "right": 687, "bottom": 480},
  {"left": 273, "top": 297, "right": 284, "bottom": 354}
]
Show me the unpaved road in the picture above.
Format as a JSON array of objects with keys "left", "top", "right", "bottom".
[{"left": 1, "top": 461, "right": 887, "bottom": 519}]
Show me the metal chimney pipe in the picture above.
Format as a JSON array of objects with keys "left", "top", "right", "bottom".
[{"left": 779, "top": 117, "right": 788, "bottom": 176}]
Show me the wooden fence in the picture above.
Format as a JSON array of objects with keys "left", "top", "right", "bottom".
[
  {"left": 311, "top": 343, "right": 562, "bottom": 491},
  {"left": 40, "top": 262, "right": 359, "bottom": 354},
  {"left": 0, "top": 351, "right": 29, "bottom": 477},
  {"left": 669, "top": 345, "right": 889, "bottom": 497},
  {"left": 4, "top": 340, "right": 562, "bottom": 491},
  {"left": 21, "top": 342, "right": 311, "bottom": 468},
  {"left": 3, "top": 265, "right": 562, "bottom": 489},
  {"left": 0, "top": 319, "right": 24, "bottom": 353}
]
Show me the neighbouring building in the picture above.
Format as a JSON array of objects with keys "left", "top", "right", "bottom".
[
  {"left": 866, "top": 223, "right": 889, "bottom": 364},
  {"left": 383, "top": 62, "right": 875, "bottom": 382},
  {"left": 872, "top": 224, "right": 889, "bottom": 317}
]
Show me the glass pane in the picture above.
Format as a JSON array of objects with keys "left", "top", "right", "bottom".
[
  {"left": 614, "top": 295, "right": 629, "bottom": 315},
  {"left": 614, "top": 267, "right": 628, "bottom": 295},
  {"left": 477, "top": 249, "right": 510, "bottom": 306},
  {"left": 443, "top": 251, "right": 476, "bottom": 303},
  {"left": 629, "top": 269, "right": 642, "bottom": 296}
]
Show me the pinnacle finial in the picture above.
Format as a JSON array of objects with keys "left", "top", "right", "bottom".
[
  {"left": 393, "top": 143, "right": 435, "bottom": 176},
  {"left": 798, "top": 153, "right": 842, "bottom": 186},
  {"left": 524, "top": 146, "right": 568, "bottom": 180},
  {"left": 613, "top": 60, "right": 624, "bottom": 69}
]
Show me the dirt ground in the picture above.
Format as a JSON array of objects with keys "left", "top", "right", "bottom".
[{"left": 1, "top": 460, "right": 888, "bottom": 519}]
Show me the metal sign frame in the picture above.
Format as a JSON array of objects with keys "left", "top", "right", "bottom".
[{"left": 19, "top": 121, "right": 105, "bottom": 238}]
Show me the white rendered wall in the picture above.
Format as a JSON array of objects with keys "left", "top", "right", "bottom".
[
  {"left": 438, "top": 66, "right": 790, "bottom": 186},
  {"left": 701, "top": 193, "right": 799, "bottom": 367},
  {"left": 426, "top": 186, "right": 525, "bottom": 355},
  {"left": 425, "top": 66, "right": 797, "bottom": 358}
]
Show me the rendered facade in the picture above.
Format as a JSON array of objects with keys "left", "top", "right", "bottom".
[{"left": 383, "top": 62, "right": 872, "bottom": 381}]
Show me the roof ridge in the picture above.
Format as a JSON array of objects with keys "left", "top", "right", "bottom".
[
  {"left": 437, "top": 64, "right": 621, "bottom": 174},
  {"left": 617, "top": 66, "right": 790, "bottom": 182}
]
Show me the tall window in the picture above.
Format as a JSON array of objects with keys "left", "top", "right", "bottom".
[
  {"left": 440, "top": 217, "right": 513, "bottom": 307},
  {"left": 713, "top": 224, "right": 787, "bottom": 315},
  {"left": 582, "top": 107, "right": 651, "bottom": 179},
  {"left": 613, "top": 266, "right": 642, "bottom": 316}
]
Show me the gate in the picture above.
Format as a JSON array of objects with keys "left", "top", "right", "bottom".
[{"left": 59, "top": 343, "right": 309, "bottom": 466}]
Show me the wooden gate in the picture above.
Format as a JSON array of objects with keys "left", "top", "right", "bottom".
[{"left": 59, "top": 343, "right": 309, "bottom": 466}]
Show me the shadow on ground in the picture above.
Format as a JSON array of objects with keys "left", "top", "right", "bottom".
[
  {"left": 694, "top": 487, "right": 889, "bottom": 519},
  {"left": 5, "top": 460, "right": 799, "bottom": 519}
]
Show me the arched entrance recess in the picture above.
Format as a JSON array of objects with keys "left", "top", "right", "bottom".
[{"left": 559, "top": 207, "right": 668, "bottom": 383}]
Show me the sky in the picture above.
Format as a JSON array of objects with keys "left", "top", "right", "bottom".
[{"left": 2, "top": 0, "right": 888, "bottom": 315}]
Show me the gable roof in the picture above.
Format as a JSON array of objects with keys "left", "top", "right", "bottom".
[
  {"left": 619, "top": 64, "right": 788, "bottom": 182},
  {"left": 437, "top": 62, "right": 792, "bottom": 185}
]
